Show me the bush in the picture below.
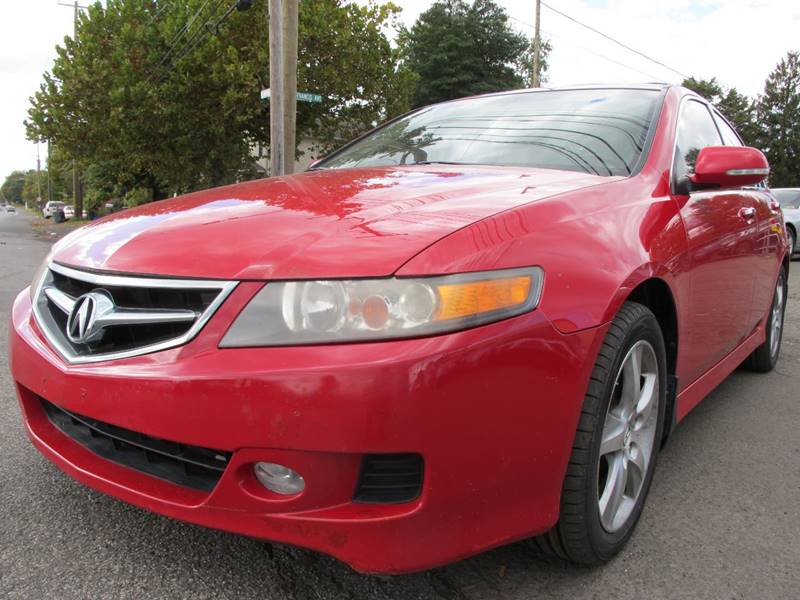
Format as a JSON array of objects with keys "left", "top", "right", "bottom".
[{"left": 123, "top": 187, "right": 152, "bottom": 208}]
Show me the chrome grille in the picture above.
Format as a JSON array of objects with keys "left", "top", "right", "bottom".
[{"left": 33, "top": 262, "right": 236, "bottom": 363}]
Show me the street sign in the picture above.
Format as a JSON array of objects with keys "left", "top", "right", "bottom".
[
  {"left": 261, "top": 89, "right": 323, "bottom": 103},
  {"left": 296, "top": 92, "right": 323, "bottom": 103}
]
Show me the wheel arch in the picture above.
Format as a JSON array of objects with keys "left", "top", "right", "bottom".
[
  {"left": 605, "top": 271, "right": 681, "bottom": 443},
  {"left": 626, "top": 278, "right": 678, "bottom": 379}
]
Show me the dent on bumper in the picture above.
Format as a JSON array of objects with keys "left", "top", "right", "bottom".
[{"left": 10, "top": 286, "right": 606, "bottom": 573}]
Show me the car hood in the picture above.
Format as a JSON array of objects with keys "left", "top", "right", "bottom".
[{"left": 51, "top": 165, "right": 620, "bottom": 280}]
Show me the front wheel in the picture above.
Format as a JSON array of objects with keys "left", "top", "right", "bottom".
[
  {"left": 535, "top": 302, "right": 667, "bottom": 564},
  {"left": 744, "top": 268, "right": 787, "bottom": 373},
  {"left": 788, "top": 228, "right": 796, "bottom": 258}
]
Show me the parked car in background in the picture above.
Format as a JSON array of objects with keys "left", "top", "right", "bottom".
[
  {"left": 63, "top": 205, "right": 75, "bottom": 220},
  {"left": 774, "top": 188, "right": 800, "bottom": 256},
  {"left": 42, "top": 201, "right": 66, "bottom": 219},
  {"left": 6, "top": 204, "right": 16, "bottom": 213},
  {"left": 10, "top": 84, "right": 790, "bottom": 574}
]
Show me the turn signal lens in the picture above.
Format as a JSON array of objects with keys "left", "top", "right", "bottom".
[
  {"left": 220, "top": 266, "right": 544, "bottom": 347},
  {"left": 436, "top": 275, "right": 532, "bottom": 321}
]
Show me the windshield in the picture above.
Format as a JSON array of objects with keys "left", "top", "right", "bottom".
[
  {"left": 773, "top": 189, "right": 800, "bottom": 208},
  {"left": 319, "top": 89, "right": 661, "bottom": 177}
]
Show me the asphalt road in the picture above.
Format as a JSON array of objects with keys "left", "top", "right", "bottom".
[{"left": 1, "top": 208, "right": 799, "bottom": 599}]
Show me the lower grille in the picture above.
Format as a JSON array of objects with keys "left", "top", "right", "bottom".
[
  {"left": 41, "top": 398, "right": 231, "bottom": 492},
  {"left": 354, "top": 453, "right": 424, "bottom": 503}
]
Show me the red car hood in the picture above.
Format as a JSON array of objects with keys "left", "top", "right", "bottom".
[{"left": 51, "top": 165, "right": 619, "bottom": 280}]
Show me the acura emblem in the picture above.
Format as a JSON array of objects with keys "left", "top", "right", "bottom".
[{"left": 66, "top": 290, "right": 115, "bottom": 345}]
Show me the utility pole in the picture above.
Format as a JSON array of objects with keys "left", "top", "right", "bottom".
[
  {"left": 36, "top": 141, "right": 43, "bottom": 206},
  {"left": 282, "top": 0, "right": 298, "bottom": 175},
  {"left": 268, "top": 0, "right": 298, "bottom": 177},
  {"left": 47, "top": 141, "right": 53, "bottom": 204},
  {"left": 58, "top": 1, "right": 88, "bottom": 214},
  {"left": 269, "top": 0, "right": 285, "bottom": 176},
  {"left": 72, "top": 1, "right": 83, "bottom": 218},
  {"left": 532, "top": 0, "right": 542, "bottom": 87}
]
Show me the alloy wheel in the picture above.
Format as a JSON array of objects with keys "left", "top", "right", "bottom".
[
  {"left": 770, "top": 272, "right": 786, "bottom": 360},
  {"left": 597, "top": 340, "right": 659, "bottom": 533}
]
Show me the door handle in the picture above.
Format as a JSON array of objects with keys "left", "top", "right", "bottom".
[{"left": 739, "top": 207, "right": 756, "bottom": 220}]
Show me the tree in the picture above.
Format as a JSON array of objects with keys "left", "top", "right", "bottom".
[
  {"left": 20, "top": 171, "right": 41, "bottom": 205},
  {"left": 1, "top": 171, "right": 29, "bottom": 204},
  {"left": 26, "top": 0, "right": 413, "bottom": 201},
  {"left": 754, "top": 51, "right": 800, "bottom": 188},
  {"left": 681, "top": 76, "right": 759, "bottom": 145},
  {"left": 400, "top": 0, "right": 529, "bottom": 107},
  {"left": 517, "top": 38, "right": 552, "bottom": 88}
]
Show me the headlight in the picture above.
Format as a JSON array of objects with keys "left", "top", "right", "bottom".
[{"left": 220, "top": 267, "right": 543, "bottom": 347}]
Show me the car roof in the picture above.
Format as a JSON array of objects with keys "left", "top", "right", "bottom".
[{"left": 467, "top": 83, "right": 671, "bottom": 101}]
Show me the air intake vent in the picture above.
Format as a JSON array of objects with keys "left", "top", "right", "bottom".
[
  {"left": 354, "top": 453, "right": 424, "bottom": 503},
  {"left": 41, "top": 398, "right": 231, "bottom": 492}
]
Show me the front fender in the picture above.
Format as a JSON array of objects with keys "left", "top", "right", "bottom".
[{"left": 396, "top": 176, "right": 690, "bottom": 334}]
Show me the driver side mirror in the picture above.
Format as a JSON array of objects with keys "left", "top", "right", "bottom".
[{"left": 690, "top": 146, "right": 769, "bottom": 188}]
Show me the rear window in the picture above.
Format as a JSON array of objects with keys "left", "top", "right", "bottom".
[{"left": 318, "top": 89, "right": 661, "bottom": 177}]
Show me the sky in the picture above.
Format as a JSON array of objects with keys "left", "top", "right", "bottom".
[{"left": 1, "top": 0, "right": 799, "bottom": 180}]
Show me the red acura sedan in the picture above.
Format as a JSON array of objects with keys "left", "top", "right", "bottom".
[{"left": 10, "top": 84, "right": 789, "bottom": 573}]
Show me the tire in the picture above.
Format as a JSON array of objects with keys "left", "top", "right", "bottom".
[
  {"left": 788, "top": 228, "right": 796, "bottom": 258},
  {"left": 535, "top": 301, "right": 667, "bottom": 565},
  {"left": 744, "top": 268, "right": 787, "bottom": 373}
]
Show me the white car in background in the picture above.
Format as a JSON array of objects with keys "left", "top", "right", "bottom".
[
  {"left": 42, "top": 201, "right": 66, "bottom": 219},
  {"left": 63, "top": 205, "right": 75, "bottom": 219},
  {"left": 775, "top": 188, "right": 800, "bottom": 257}
]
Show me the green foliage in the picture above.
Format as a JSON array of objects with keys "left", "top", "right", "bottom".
[
  {"left": 25, "top": 0, "right": 413, "bottom": 200},
  {"left": 123, "top": 186, "right": 153, "bottom": 208},
  {"left": 296, "top": 1, "right": 415, "bottom": 156},
  {"left": 400, "top": 0, "right": 529, "bottom": 107},
  {"left": 517, "top": 38, "right": 552, "bottom": 88},
  {"left": 754, "top": 51, "right": 800, "bottom": 188},
  {"left": 0, "top": 169, "right": 49, "bottom": 207},
  {"left": 21, "top": 170, "right": 44, "bottom": 204},
  {"left": 46, "top": 144, "right": 77, "bottom": 205},
  {"left": 681, "top": 76, "right": 759, "bottom": 145},
  {"left": 1, "top": 171, "right": 30, "bottom": 204}
]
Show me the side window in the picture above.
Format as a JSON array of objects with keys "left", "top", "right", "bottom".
[
  {"left": 673, "top": 100, "right": 723, "bottom": 184},
  {"left": 713, "top": 112, "right": 743, "bottom": 146}
]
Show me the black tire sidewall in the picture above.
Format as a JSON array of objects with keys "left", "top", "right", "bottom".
[{"left": 586, "top": 310, "right": 668, "bottom": 559}]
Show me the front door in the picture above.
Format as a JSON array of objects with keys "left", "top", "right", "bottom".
[{"left": 672, "top": 99, "right": 758, "bottom": 386}]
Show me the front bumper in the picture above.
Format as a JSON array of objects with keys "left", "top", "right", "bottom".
[{"left": 10, "top": 283, "right": 606, "bottom": 573}]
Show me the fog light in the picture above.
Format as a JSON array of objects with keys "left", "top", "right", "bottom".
[{"left": 253, "top": 462, "right": 305, "bottom": 495}]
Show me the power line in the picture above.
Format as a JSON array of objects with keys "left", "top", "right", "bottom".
[
  {"left": 510, "top": 16, "right": 663, "bottom": 82},
  {"left": 540, "top": 1, "right": 688, "bottom": 79},
  {"left": 148, "top": 0, "right": 222, "bottom": 83},
  {"left": 151, "top": 0, "right": 244, "bottom": 84},
  {"left": 147, "top": 1, "right": 172, "bottom": 25},
  {"left": 542, "top": 28, "right": 663, "bottom": 81},
  {"left": 149, "top": 0, "right": 216, "bottom": 80}
]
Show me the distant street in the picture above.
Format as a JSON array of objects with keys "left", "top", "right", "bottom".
[{"left": 1, "top": 208, "right": 799, "bottom": 599}]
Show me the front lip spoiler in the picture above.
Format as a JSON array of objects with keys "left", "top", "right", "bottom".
[{"left": 31, "top": 262, "right": 238, "bottom": 365}]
